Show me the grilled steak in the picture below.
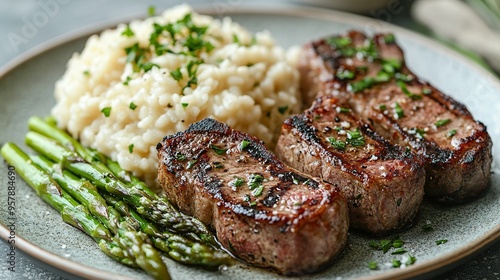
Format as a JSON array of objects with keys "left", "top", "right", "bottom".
[
  {"left": 299, "top": 31, "right": 492, "bottom": 202},
  {"left": 156, "top": 118, "right": 349, "bottom": 275},
  {"left": 276, "top": 96, "right": 425, "bottom": 234}
]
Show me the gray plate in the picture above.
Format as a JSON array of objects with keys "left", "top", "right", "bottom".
[{"left": 0, "top": 4, "right": 499, "bottom": 280}]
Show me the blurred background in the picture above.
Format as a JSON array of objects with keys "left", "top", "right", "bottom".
[{"left": 0, "top": 0, "right": 499, "bottom": 279}]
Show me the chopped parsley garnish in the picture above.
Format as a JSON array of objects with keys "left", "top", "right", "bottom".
[
  {"left": 384, "top": 33, "right": 396, "bottom": 44},
  {"left": 392, "top": 259, "right": 401, "bottom": 268},
  {"left": 370, "top": 237, "right": 405, "bottom": 254},
  {"left": 128, "top": 144, "right": 134, "bottom": 153},
  {"left": 122, "top": 25, "right": 135, "bottom": 37},
  {"left": 396, "top": 198, "right": 402, "bottom": 206},
  {"left": 123, "top": 76, "right": 132, "bottom": 85},
  {"left": 348, "top": 77, "right": 375, "bottom": 93},
  {"left": 239, "top": 139, "right": 250, "bottom": 151},
  {"left": 422, "top": 224, "right": 433, "bottom": 232},
  {"left": 101, "top": 107, "right": 111, "bottom": 117},
  {"left": 211, "top": 145, "right": 227, "bottom": 155},
  {"left": 374, "top": 71, "right": 391, "bottom": 83},
  {"left": 336, "top": 68, "right": 355, "bottom": 80},
  {"left": 170, "top": 68, "right": 183, "bottom": 81},
  {"left": 398, "top": 81, "right": 422, "bottom": 100},
  {"left": 278, "top": 105, "right": 289, "bottom": 114},
  {"left": 394, "top": 102, "right": 404, "bottom": 119},
  {"left": 327, "top": 137, "right": 346, "bottom": 150},
  {"left": 346, "top": 129, "right": 365, "bottom": 147},
  {"left": 175, "top": 152, "right": 186, "bottom": 161},
  {"left": 367, "top": 261, "right": 379, "bottom": 270},
  {"left": 251, "top": 185, "right": 264, "bottom": 197},
  {"left": 83, "top": 70, "right": 90, "bottom": 77},
  {"left": 406, "top": 255, "right": 417, "bottom": 265},
  {"left": 435, "top": 239, "right": 448, "bottom": 245},
  {"left": 327, "top": 36, "right": 352, "bottom": 48},
  {"left": 447, "top": 129, "right": 457, "bottom": 138},
  {"left": 395, "top": 72, "right": 413, "bottom": 82},
  {"left": 392, "top": 239, "right": 404, "bottom": 248},
  {"left": 186, "top": 159, "right": 197, "bottom": 169},
  {"left": 148, "top": 6, "right": 156, "bottom": 17},
  {"left": 379, "top": 104, "right": 387, "bottom": 111},
  {"left": 232, "top": 34, "right": 240, "bottom": 43},
  {"left": 213, "top": 162, "right": 224, "bottom": 169},
  {"left": 229, "top": 177, "right": 244, "bottom": 189},
  {"left": 391, "top": 248, "right": 407, "bottom": 255},
  {"left": 247, "top": 174, "right": 264, "bottom": 190},
  {"left": 381, "top": 58, "right": 402, "bottom": 73},
  {"left": 338, "top": 107, "right": 351, "bottom": 113},
  {"left": 129, "top": 102, "right": 137, "bottom": 110},
  {"left": 124, "top": 43, "right": 149, "bottom": 72},
  {"left": 435, "top": 118, "right": 451, "bottom": 127},
  {"left": 422, "top": 88, "right": 432, "bottom": 95},
  {"left": 181, "top": 103, "right": 189, "bottom": 109}
]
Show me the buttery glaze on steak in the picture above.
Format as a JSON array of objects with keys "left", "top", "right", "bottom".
[
  {"left": 276, "top": 96, "right": 425, "bottom": 234},
  {"left": 299, "top": 31, "right": 492, "bottom": 202},
  {"left": 156, "top": 118, "right": 349, "bottom": 275}
]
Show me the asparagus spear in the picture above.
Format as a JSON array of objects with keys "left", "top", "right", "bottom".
[
  {"left": 25, "top": 126, "right": 218, "bottom": 247},
  {"left": 30, "top": 155, "right": 170, "bottom": 279},
  {"left": 0, "top": 143, "right": 135, "bottom": 266},
  {"left": 104, "top": 194, "right": 232, "bottom": 267}
]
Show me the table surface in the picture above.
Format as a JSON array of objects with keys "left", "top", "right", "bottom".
[{"left": 0, "top": 0, "right": 498, "bottom": 279}]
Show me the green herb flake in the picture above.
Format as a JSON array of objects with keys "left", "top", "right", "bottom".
[
  {"left": 384, "top": 34, "right": 396, "bottom": 44},
  {"left": 122, "top": 25, "right": 135, "bottom": 37},
  {"left": 128, "top": 144, "right": 134, "bottom": 153},
  {"left": 392, "top": 239, "right": 404, "bottom": 248},
  {"left": 346, "top": 129, "right": 365, "bottom": 147},
  {"left": 243, "top": 194, "right": 251, "bottom": 202},
  {"left": 232, "top": 34, "right": 240, "bottom": 44},
  {"left": 380, "top": 239, "right": 392, "bottom": 253},
  {"left": 148, "top": 6, "right": 156, "bottom": 17},
  {"left": 187, "top": 160, "right": 197, "bottom": 169},
  {"left": 369, "top": 241, "right": 379, "bottom": 249},
  {"left": 435, "top": 119, "right": 451, "bottom": 128},
  {"left": 229, "top": 177, "right": 244, "bottom": 189},
  {"left": 181, "top": 103, "right": 189, "bottom": 109},
  {"left": 422, "top": 223, "right": 433, "bottom": 232},
  {"left": 123, "top": 76, "right": 132, "bottom": 85},
  {"left": 398, "top": 81, "right": 422, "bottom": 100},
  {"left": 374, "top": 71, "right": 391, "bottom": 83},
  {"left": 101, "top": 107, "right": 111, "bottom": 117},
  {"left": 396, "top": 198, "right": 402, "bottom": 207},
  {"left": 406, "top": 255, "right": 417, "bottom": 265},
  {"left": 447, "top": 129, "right": 457, "bottom": 138},
  {"left": 435, "top": 239, "right": 448, "bottom": 245},
  {"left": 213, "top": 162, "right": 224, "bottom": 169},
  {"left": 170, "top": 68, "right": 183, "bottom": 81},
  {"left": 83, "top": 70, "right": 90, "bottom": 77},
  {"left": 422, "top": 88, "right": 432, "bottom": 95},
  {"left": 211, "top": 145, "right": 227, "bottom": 155},
  {"left": 338, "top": 107, "right": 351, "bottom": 113},
  {"left": 327, "top": 36, "right": 352, "bottom": 48},
  {"left": 129, "top": 102, "right": 137, "bottom": 110},
  {"left": 382, "top": 58, "right": 402, "bottom": 72},
  {"left": 252, "top": 184, "right": 264, "bottom": 197},
  {"left": 367, "top": 261, "right": 379, "bottom": 270},
  {"left": 348, "top": 77, "right": 375, "bottom": 93},
  {"left": 327, "top": 137, "right": 346, "bottom": 150},
  {"left": 379, "top": 104, "right": 387, "bottom": 111},
  {"left": 395, "top": 72, "right": 414, "bottom": 82},
  {"left": 249, "top": 201, "right": 257, "bottom": 207},
  {"left": 248, "top": 174, "right": 264, "bottom": 190},
  {"left": 175, "top": 152, "right": 187, "bottom": 161},
  {"left": 394, "top": 102, "right": 404, "bottom": 119},
  {"left": 336, "top": 68, "right": 355, "bottom": 80},
  {"left": 278, "top": 105, "right": 289, "bottom": 114},
  {"left": 239, "top": 139, "right": 250, "bottom": 151},
  {"left": 391, "top": 259, "right": 401, "bottom": 268},
  {"left": 391, "top": 248, "right": 407, "bottom": 255}
]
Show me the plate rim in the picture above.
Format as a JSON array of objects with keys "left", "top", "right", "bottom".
[{"left": 1, "top": 3, "right": 499, "bottom": 280}]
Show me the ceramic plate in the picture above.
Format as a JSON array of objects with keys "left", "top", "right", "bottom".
[{"left": 0, "top": 4, "right": 499, "bottom": 280}]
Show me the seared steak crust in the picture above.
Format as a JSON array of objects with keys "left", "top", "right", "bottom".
[
  {"left": 157, "top": 118, "right": 349, "bottom": 275},
  {"left": 276, "top": 96, "right": 425, "bottom": 234},
  {"left": 299, "top": 31, "right": 492, "bottom": 202}
]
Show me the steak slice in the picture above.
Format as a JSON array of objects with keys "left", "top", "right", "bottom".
[
  {"left": 156, "top": 118, "right": 349, "bottom": 275},
  {"left": 299, "top": 31, "right": 492, "bottom": 203},
  {"left": 276, "top": 96, "right": 425, "bottom": 234}
]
